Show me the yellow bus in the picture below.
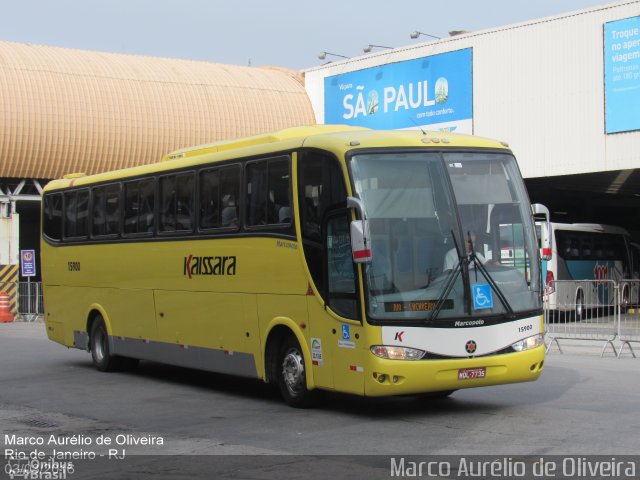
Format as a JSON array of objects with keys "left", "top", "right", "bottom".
[{"left": 41, "top": 125, "right": 546, "bottom": 407}]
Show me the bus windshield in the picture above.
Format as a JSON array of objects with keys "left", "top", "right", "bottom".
[{"left": 350, "top": 151, "right": 541, "bottom": 322}]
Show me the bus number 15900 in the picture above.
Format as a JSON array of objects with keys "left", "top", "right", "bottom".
[{"left": 68, "top": 261, "right": 81, "bottom": 272}]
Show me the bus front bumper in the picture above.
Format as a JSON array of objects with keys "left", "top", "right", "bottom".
[{"left": 363, "top": 346, "right": 545, "bottom": 397}]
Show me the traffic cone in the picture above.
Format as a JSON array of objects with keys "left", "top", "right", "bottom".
[{"left": 0, "top": 292, "right": 14, "bottom": 322}]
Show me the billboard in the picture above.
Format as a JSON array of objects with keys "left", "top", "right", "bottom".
[
  {"left": 324, "top": 48, "right": 473, "bottom": 133},
  {"left": 604, "top": 16, "right": 640, "bottom": 134}
]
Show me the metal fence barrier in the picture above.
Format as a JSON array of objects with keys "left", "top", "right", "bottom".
[
  {"left": 544, "top": 279, "right": 640, "bottom": 358},
  {"left": 617, "top": 280, "right": 640, "bottom": 358},
  {"left": 0, "top": 281, "right": 43, "bottom": 321}
]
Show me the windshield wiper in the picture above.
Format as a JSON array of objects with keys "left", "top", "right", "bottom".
[
  {"left": 468, "top": 250, "right": 516, "bottom": 318},
  {"left": 431, "top": 231, "right": 516, "bottom": 321},
  {"left": 430, "top": 231, "right": 468, "bottom": 321}
]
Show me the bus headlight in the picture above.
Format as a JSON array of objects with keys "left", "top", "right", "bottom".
[
  {"left": 370, "top": 345, "right": 425, "bottom": 360},
  {"left": 511, "top": 334, "right": 544, "bottom": 352}
]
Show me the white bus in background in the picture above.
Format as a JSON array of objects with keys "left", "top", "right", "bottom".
[{"left": 538, "top": 222, "right": 640, "bottom": 320}]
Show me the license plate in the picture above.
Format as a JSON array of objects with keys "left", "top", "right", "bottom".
[{"left": 458, "top": 367, "right": 486, "bottom": 380}]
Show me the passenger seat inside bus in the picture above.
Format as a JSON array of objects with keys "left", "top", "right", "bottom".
[{"left": 278, "top": 206, "right": 291, "bottom": 224}]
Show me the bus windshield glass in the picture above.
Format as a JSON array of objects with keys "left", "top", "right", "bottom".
[{"left": 350, "top": 151, "right": 541, "bottom": 322}]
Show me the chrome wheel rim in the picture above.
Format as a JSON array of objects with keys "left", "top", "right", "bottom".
[
  {"left": 93, "top": 328, "right": 106, "bottom": 362},
  {"left": 282, "top": 348, "right": 305, "bottom": 397},
  {"left": 576, "top": 295, "right": 583, "bottom": 318}
]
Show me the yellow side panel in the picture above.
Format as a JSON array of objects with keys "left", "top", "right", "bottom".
[
  {"left": 45, "top": 321, "right": 65, "bottom": 345},
  {"left": 43, "top": 285, "right": 90, "bottom": 345},
  {"left": 153, "top": 290, "right": 259, "bottom": 356},
  {"left": 307, "top": 296, "right": 334, "bottom": 390},
  {"left": 43, "top": 285, "right": 156, "bottom": 342},
  {"left": 306, "top": 295, "right": 366, "bottom": 395},
  {"left": 329, "top": 321, "right": 366, "bottom": 395},
  {"left": 94, "top": 288, "right": 156, "bottom": 339}
]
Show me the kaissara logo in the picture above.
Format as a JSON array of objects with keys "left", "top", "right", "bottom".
[
  {"left": 394, "top": 331, "right": 405, "bottom": 342},
  {"left": 465, "top": 340, "right": 477, "bottom": 354},
  {"left": 183, "top": 255, "right": 237, "bottom": 279}
]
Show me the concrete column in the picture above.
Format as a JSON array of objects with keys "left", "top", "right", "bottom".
[{"left": 0, "top": 211, "right": 20, "bottom": 266}]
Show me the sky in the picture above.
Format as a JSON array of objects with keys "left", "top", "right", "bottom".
[{"left": 0, "top": 0, "right": 619, "bottom": 71}]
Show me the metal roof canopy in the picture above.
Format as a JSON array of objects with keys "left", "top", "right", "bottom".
[{"left": 0, "top": 40, "right": 316, "bottom": 180}]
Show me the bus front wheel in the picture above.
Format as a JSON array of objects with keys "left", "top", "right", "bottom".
[
  {"left": 276, "top": 335, "right": 318, "bottom": 408},
  {"left": 89, "top": 317, "right": 138, "bottom": 372}
]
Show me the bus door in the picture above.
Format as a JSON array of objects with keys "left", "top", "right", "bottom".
[
  {"left": 297, "top": 150, "right": 364, "bottom": 394},
  {"left": 323, "top": 210, "right": 365, "bottom": 395}
]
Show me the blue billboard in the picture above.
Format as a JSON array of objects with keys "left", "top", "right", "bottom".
[
  {"left": 604, "top": 16, "right": 640, "bottom": 134},
  {"left": 324, "top": 48, "right": 473, "bottom": 133}
]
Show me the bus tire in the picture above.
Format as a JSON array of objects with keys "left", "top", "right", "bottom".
[
  {"left": 276, "top": 335, "right": 318, "bottom": 408},
  {"left": 89, "top": 316, "right": 138, "bottom": 372},
  {"left": 574, "top": 290, "right": 585, "bottom": 322}
]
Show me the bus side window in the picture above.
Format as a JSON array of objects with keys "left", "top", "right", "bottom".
[
  {"left": 220, "top": 166, "right": 240, "bottom": 228},
  {"left": 199, "top": 165, "right": 240, "bottom": 230},
  {"left": 124, "top": 179, "right": 155, "bottom": 235},
  {"left": 176, "top": 174, "right": 194, "bottom": 231},
  {"left": 267, "top": 159, "right": 291, "bottom": 224},
  {"left": 92, "top": 184, "right": 120, "bottom": 237},
  {"left": 63, "top": 189, "right": 89, "bottom": 239},
  {"left": 159, "top": 175, "right": 177, "bottom": 232},
  {"left": 570, "top": 238, "right": 580, "bottom": 258},
  {"left": 246, "top": 160, "right": 268, "bottom": 226},
  {"left": 246, "top": 156, "right": 290, "bottom": 227},
  {"left": 43, "top": 193, "right": 63, "bottom": 241},
  {"left": 159, "top": 173, "right": 194, "bottom": 233}
]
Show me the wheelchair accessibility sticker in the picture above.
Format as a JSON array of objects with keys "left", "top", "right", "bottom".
[
  {"left": 472, "top": 283, "right": 493, "bottom": 310},
  {"left": 342, "top": 324, "right": 350, "bottom": 340}
]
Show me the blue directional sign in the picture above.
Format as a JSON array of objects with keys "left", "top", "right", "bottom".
[{"left": 20, "top": 250, "right": 36, "bottom": 277}]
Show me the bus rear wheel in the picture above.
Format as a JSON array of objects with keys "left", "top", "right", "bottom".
[
  {"left": 90, "top": 316, "right": 138, "bottom": 372},
  {"left": 276, "top": 335, "right": 318, "bottom": 408}
]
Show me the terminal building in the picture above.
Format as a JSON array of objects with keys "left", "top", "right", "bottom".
[
  {"left": 304, "top": 0, "right": 640, "bottom": 235},
  {"left": 1, "top": 0, "right": 639, "bottom": 315}
]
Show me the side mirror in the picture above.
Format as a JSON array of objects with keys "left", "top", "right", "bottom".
[
  {"left": 347, "top": 197, "right": 372, "bottom": 264},
  {"left": 350, "top": 220, "right": 372, "bottom": 263},
  {"left": 531, "top": 203, "right": 550, "bottom": 222},
  {"left": 538, "top": 221, "right": 552, "bottom": 261},
  {"left": 531, "top": 203, "right": 551, "bottom": 261}
]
